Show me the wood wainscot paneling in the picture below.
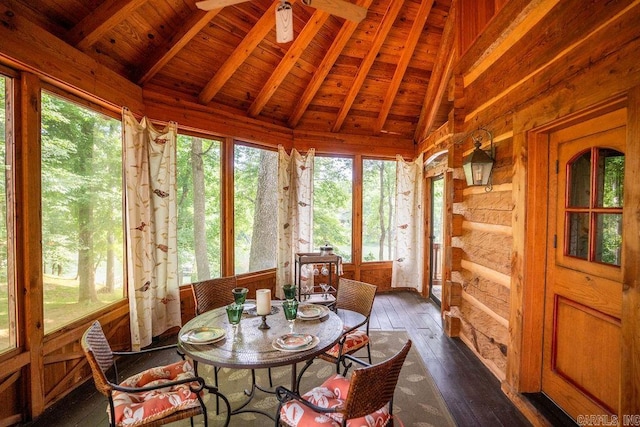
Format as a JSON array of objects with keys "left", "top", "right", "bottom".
[
  {"left": 41, "top": 302, "right": 130, "bottom": 409},
  {"left": 359, "top": 263, "right": 393, "bottom": 292},
  {"left": 0, "top": 351, "right": 30, "bottom": 425}
]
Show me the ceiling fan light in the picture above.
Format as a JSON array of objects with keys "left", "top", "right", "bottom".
[{"left": 275, "top": 1, "right": 294, "bottom": 43}]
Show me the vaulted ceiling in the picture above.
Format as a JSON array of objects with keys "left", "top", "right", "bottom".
[{"left": 9, "top": 0, "right": 454, "bottom": 142}]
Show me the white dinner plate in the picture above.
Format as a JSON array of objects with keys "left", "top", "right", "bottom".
[
  {"left": 276, "top": 333, "right": 313, "bottom": 350},
  {"left": 243, "top": 303, "right": 256, "bottom": 312},
  {"left": 297, "top": 304, "right": 329, "bottom": 320},
  {"left": 272, "top": 334, "right": 319, "bottom": 352},
  {"left": 180, "top": 327, "right": 226, "bottom": 345}
]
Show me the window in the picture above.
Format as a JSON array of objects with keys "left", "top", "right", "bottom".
[
  {"left": 176, "top": 135, "right": 222, "bottom": 283},
  {"left": 313, "top": 156, "right": 353, "bottom": 262},
  {"left": 0, "top": 75, "right": 15, "bottom": 353},
  {"left": 362, "top": 159, "right": 396, "bottom": 262},
  {"left": 566, "top": 147, "right": 624, "bottom": 266},
  {"left": 234, "top": 144, "right": 277, "bottom": 273},
  {"left": 41, "top": 92, "right": 125, "bottom": 333}
]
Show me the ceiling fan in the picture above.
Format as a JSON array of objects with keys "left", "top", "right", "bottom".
[{"left": 196, "top": 0, "right": 367, "bottom": 43}]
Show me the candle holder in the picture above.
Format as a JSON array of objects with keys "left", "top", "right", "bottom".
[{"left": 258, "top": 314, "right": 270, "bottom": 329}]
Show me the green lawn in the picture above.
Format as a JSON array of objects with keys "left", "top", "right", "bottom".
[{"left": 0, "top": 276, "right": 124, "bottom": 351}]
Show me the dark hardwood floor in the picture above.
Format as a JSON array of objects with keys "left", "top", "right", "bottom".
[
  {"left": 25, "top": 291, "right": 532, "bottom": 426},
  {"left": 369, "top": 291, "right": 531, "bottom": 427}
]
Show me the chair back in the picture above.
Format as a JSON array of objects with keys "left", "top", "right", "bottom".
[
  {"left": 81, "top": 321, "right": 115, "bottom": 397},
  {"left": 191, "top": 276, "right": 237, "bottom": 315},
  {"left": 335, "top": 278, "right": 377, "bottom": 319},
  {"left": 342, "top": 340, "right": 412, "bottom": 419}
]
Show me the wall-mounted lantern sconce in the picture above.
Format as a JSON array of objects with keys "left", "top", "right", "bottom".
[{"left": 462, "top": 128, "right": 495, "bottom": 191}]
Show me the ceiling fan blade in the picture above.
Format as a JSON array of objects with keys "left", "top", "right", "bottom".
[
  {"left": 196, "top": 0, "right": 251, "bottom": 10},
  {"left": 302, "top": 0, "right": 367, "bottom": 22}
]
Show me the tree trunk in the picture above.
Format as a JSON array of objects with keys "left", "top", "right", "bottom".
[
  {"left": 387, "top": 165, "right": 394, "bottom": 259},
  {"left": 105, "top": 231, "right": 115, "bottom": 293},
  {"left": 77, "top": 121, "right": 97, "bottom": 302},
  {"left": 378, "top": 163, "right": 386, "bottom": 260},
  {"left": 249, "top": 150, "right": 277, "bottom": 271},
  {"left": 192, "top": 137, "right": 211, "bottom": 281}
]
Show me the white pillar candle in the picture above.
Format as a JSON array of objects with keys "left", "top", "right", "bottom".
[{"left": 256, "top": 289, "right": 271, "bottom": 315}]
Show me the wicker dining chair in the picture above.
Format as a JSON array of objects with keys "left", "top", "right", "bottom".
[
  {"left": 275, "top": 340, "right": 412, "bottom": 427},
  {"left": 319, "top": 278, "right": 377, "bottom": 374},
  {"left": 81, "top": 320, "right": 229, "bottom": 427},
  {"left": 191, "top": 276, "right": 237, "bottom": 315}
]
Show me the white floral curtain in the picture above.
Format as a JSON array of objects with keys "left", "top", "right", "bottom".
[
  {"left": 276, "top": 146, "right": 315, "bottom": 298},
  {"left": 123, "top": 108, "right": 181, "bottom": 350},
  {"left": 392, "top": 153, "right": 424, "bottom": 291}
]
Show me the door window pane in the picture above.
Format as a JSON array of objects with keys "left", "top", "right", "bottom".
[
  {"left": 567, "top": 213, "right": 589, "bottom": 260},
  {"left": 565, "top": 147, "right": 624, "bottom": 267},
  {"left": 41, "top": 92, "right": 125, "bottom": 334},
  {"left": 0, "top": 75, "right": 15, "bottom": 353},
  {"left": 568, "top": 151, "right": 591, "bottom": 207},
  {"left": 234, "top": 144, "right": 277, "bottom": 273},
  {"left": 176, "top": 135, "right": 222, "bottom": 283},
  {"left": 596, "top": 149, "right": 624, "bottom": 208},
  {"left": 362, "top": 159, "right": 395, "bottom": 262},
  {"left": 595, "top": 213, "right": 622, "bottom": 266},
  {"left": 313, "top": 157, "right": 353, "bottom": 262}
]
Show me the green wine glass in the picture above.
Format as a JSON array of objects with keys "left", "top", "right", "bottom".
[{"left": 282, "top": 299, "right": 298, "bottom": 333}]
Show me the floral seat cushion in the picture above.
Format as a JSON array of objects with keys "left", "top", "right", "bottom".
[
  {"left": 109, "top": 360, "right": 201, "bottom": 426},
  {"left": 279, "top": 374, "right": 390, "bottom": 427},
  {"left": 325, "top": 329, "right": 369, "bottom": 358}
]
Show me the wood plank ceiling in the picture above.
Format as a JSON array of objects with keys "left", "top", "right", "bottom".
[{"left": 10, "top": 0, "right": 453, "bottom": 142}]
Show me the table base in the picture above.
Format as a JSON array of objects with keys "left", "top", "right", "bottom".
[{"left": 231, "top": 369, "right": 276, "bottom": 420}]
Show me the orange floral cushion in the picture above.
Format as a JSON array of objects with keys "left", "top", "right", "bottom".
[
  {"left": 109, "top": 360, "right": 201, "bottom": 426},
  {"left": 279, "top": 374, "right": 390, "bottom": 427},
  {"left": 325, "top": 329, "right": 369, "bottom": 358}
]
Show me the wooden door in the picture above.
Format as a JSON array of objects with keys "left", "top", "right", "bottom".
[{"left": 542, "top": 109, "right": 626, "bottom": 419}]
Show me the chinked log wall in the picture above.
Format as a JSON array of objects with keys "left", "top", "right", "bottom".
[
  {"left": 419, "top": 0, "right": 640, "bottom": 422},
  {"left": 0, "top": 4, "right": 411, "bottom": 424}
]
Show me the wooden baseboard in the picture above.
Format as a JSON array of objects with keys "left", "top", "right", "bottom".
[{"left": 501, "top": 383, "right": 555, "bottom": 427}]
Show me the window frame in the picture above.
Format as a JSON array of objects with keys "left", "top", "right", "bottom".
[
  {"left": 40, "top": 86, "right": 128, "bottom": 335},
  {"left": 0, "top": 70, "right": 17, "bottom": 355},
  {"left": 176, "top": 130, "right": 224, "bottom": 283},
  {"left": 361, "top": 157, "right": 397, "bottom": 263},
  {"left": 232, "top": 140, "right": 279, "bottom": 275},
  {"left": 313, "top": 154, "right": 355, "bottom": 263},
  {"left": 564, "top": 146, "right": 624, "bottom": 267}
]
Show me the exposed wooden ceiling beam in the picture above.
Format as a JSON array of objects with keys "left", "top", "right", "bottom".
[
  {"left": 66, "top": 0, "right": 148, "bottom": 50},
  {"left": 414, "top": 0, "right": 456, "bottom": 143},
  {"left": 199, "top": 0, "right": 293, "bottom": 104},
  {"left": 248, "top": 9, "right": 331, "bottom": 117},
  {"left": 331, "top": 0, "right": 404, "bottom": 133},
  {"left": 136, "top": 9, "right": 221, "bottom": 85},
  {"left": 375, "top": 0, "right": 434, "bottom": 133},
  {"left": 287, "top": 0, "right": 373, "bottom": 128}
]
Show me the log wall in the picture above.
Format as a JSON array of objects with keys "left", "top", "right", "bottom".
[{"left": 420, "top": 0, "right": 640, "bottom": 422}]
